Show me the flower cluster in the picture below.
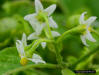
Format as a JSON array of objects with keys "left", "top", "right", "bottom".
[
  {"left": 16, "top": 0, "right": 60, "bottom": 65},
  {"left": 16, "top": 33, "right": 45, "bottom": 65},
  {"left": 24, "top": 0, "right": 60, "bottom": 48},
  {"left": 16, "top": 0, "right": 97, "bottom": 66}
]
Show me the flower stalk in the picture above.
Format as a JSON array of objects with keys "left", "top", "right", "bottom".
[
  {"left": 42, "top": 13, "right": 53, "bottom": 39},
  {"left": 69, "top": 46, "right": 99, "bottom": 69},
  {"left": 57, "top": 25, "right": 85, "bottom": 43},
  {"left": 26, "top": 39, "right": 54, "bottom": 57}
]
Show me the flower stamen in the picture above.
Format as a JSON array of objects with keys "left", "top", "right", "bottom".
[{"left": 20, "top": 57, "right": 28, "bottom": 66}]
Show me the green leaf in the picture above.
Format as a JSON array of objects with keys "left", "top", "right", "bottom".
[
  {"left": 2, "top": 1, "right": 34, "bottom": 16},
  {"left": 0, "top": 47, "right": 21, "bottom": 75},
  {"left": 0, "top": 17, "right": 20, "bottom": 49},
  {"left": 0, "top": 17, "right": 18, "bottom": 42},
  {"left": 0, "top": 16, "right": 32, "bottom": 49},
  {"left": 58, "top": 0, "right": 85, "bottom": 15},
  {"left": 61, "top": 68, "right": 76, "bottom": 75},
  {"left": 0, "top": 47, "right": 58, "bottom": 75}
]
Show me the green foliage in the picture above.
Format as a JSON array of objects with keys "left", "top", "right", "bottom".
[
  {"left": 61, "top": 68, "right": 76, "bottom": 75},
  {"left": 0, "top": 17, "right": 17, "bottom": 42},
  {"left": 2, "top": 1, "right": 34, "bottom": 16},
  {"left": 0, "top": 16, "right": 32, "bottom": 49},
  {"left": 0, "top": 47, "right": 20, "bottom": 75}
]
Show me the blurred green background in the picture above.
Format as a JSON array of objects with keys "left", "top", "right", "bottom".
[{"left": 0, "top": 0, "right": 99, "bottom": 75}]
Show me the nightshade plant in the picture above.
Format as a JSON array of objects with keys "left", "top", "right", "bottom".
[
  {"left": 15, "top": 0, "right": 99, "bottom": 75},
  {"left": 80, "top": 12, "right": 97, "bottom": 46}
]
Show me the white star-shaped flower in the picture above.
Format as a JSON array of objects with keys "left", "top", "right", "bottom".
[
  {"left": 24, "top": 0, "right": 58, "bottom": 35},
  {"left": 16, "top": 33, "right": 27, "bottom": 59},
  {"left": 24, "top": 0, "right": 60, "bottom": 48},
  {"left": 16, "top": 33, "right": 45, "bottom": 65},
  {"left": 80, "top": 12, "right": 97, "bottom": 46}
]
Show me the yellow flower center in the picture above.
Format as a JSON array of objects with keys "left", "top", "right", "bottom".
[
  {"left": 82, "top": 25, "right": 92, "bottom": 35},
  {"left": 35, "top": 11, "right": 48, "bottom": 23},
  {"left": 82, "top": 25, "right": 86, "bottom": 29},
  {"left": 20, "top": 57, "right": 28, "bottom": 66},
  {"left": 88, "top": 27, "right": 91, "bottom": 31}
]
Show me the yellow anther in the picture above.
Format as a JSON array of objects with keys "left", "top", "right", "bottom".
[
  {"left": 82, "top": 25, "right": 86, "bottom": 29},
  {"left": 88, "top": 27, "right": 91, "bottom": 32},
  {"left": 35, "top": 11, "right": 48, "bottom": 23},
  {"left": 82, "top": 25, "right": 92, "bottom": 34},
  {"left": 20, "top": 57, "right": 28, "bottom": 66}
]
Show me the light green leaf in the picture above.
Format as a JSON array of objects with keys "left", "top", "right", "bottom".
[
  {"left": 61, "top": 68, "right": 76, "bottom": 75},
  {"left": 0, "top": 47, "right": 21, "bottom": 75}
]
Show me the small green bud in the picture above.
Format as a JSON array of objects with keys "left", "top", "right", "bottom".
[{"left": 66, "top": 15, "right": 80, "bottom": 28}]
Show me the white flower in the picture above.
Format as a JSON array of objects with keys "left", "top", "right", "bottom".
[
  {"left": 16, "top": 33, "right": 45, "bottom": 65},
  {"left": 16, "top": 33, "right": 27, "bottom": 59},
  {"left": 24, "top": 0, "right": 58, "bottom": 34},
  {"left": 24, "top": 0, "right": 60, "bottom": 48},
  {"left": 80, "top": 12, "right": 97, "bottom": 46},
  {"left": 27, "top": 31, "right": 60, "bottom": 48},
  {"left": 51, "top": 31, "right": 61, "bottom": 37}
]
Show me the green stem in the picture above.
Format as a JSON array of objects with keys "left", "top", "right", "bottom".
[
  {"left": 55, "top": 25, "right": 85, "bottom": 68},
  {"left": 44, "top": 28, "right": 50, "bottom": 39},
  {"left": 4, "top": 64, "right": 59, "bottom": 75},
  {"left": 26, "top": 39, "right": 54, "bottom": 57},
  {"left": 41, "top": 14, "right": 53, "bottom": 39},
  {"left": 54, "top": 43, "right": 63, "bottom": 67},
  {"left": 42, "top": 0, "right": 57, "bottom": 3},
  {"left": 57, "top": 25, "right": 85, "bottom": 43},
  {"left": 70, "top": 46, "right": 99, "bottom": 69}
]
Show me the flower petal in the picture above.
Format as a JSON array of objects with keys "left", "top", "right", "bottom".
[
  {"left": 85, "top": 16, "right": 97, "bottom": 27},
  {"left": 35, "top": 23, "right": 44, "bottom": 35},
  {"left": 24, "top": 14, "right": 41, "bottom": 33},
  {"left": 44, "top": 4, "right": 56, "bottom": 16},
  {"left": 79, "top": 12, "right": 87, "bottom": 24},
  {"left": 24, "top": 14, "right": 36, "bottom": 21},
  {"left": 28, "top": 54, "right": 46, "bottom": 64},
  {"left": 86, "top": 30, "right": 96, "bottom": 42},
  {"left": 49, "top": 17, "right": 58, "bottom": 28},
  {"left": 16, "top": 40, "right": 25, "bottom": 58},
  {"left": 41, "top": 42, "right": 46, "bottom": 48},
  {"left": 80, "top": 35, "right": 89, "bottom": 46},
  {"left": 51, "top": 31, "right": 60, "bottom": 37},
  {"left": 22, "top": 33, "right": 27, "bottom": 47},
  {"left": 16, "top": 41, "right": 20, "bottom": 53},
  {"left": 28, "top": 33, "right": 39, "bottom": 40},
  {"left": 27, "top": 16, "right": 44, "bottom": 35},
  {"left": 35, "top": 0, "right": 43, "bottom": 13}
]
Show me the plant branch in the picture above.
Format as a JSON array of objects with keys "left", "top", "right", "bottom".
[
  {"left": 4, "top": 63, "right": 59, "bottom": 75},
  {"left": 69, "top": 46, "right": 99, "bottom": 69},
  {"left": 57, "top": 25, "right": 85, "bottom": 43},
  {"left": 26, "top": 39, "right": 54, "bottom": 57}
]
